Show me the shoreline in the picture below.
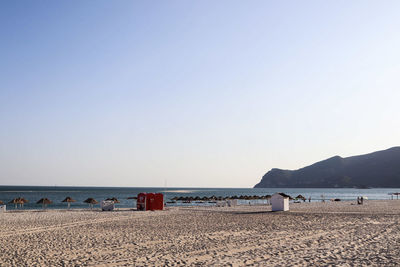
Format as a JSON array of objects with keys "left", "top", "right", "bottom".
[{"left": 0, "top": 199, "right": 400, "bottom": 214}]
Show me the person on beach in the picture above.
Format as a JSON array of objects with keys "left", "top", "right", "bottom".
[{"left": 308, "top": 196, "right": 311, "bottom": 202}]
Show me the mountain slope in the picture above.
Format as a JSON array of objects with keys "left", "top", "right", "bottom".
[{"left": 254, "top": 147, "right": 400, "bottom": 188}]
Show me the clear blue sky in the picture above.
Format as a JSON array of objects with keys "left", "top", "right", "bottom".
[{"left": 1, "top": 1, "right": 400, "bottom": 187}]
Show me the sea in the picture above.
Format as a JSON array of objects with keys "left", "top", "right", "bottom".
[{"left": 0, "top": 186, "right": 399, "bottom": 210}]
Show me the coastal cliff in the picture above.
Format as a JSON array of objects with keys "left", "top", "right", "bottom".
[{"left": 254, "top": 147, "right": 400, "bottom": 188}]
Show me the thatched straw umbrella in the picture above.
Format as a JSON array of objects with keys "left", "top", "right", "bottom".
[
  {"left": 9, "top": 198, "right": 21, "bottom": 209},
  {"left": 84, "top": 198, "right": 98, "bottom": 209},
  {"left": 20, "top": 197, "right": 29, "bottom": 208},
  {"left": 62, "top": 197, "right": 76, "bottom": 209},
  {"left": 9, "top": 197, "right": 29, "bottom": 209},
  {"left": 106, "top": 197, "right": 120, "bottom": 203},
  {"left": 295, "top": 194, "right": 306, "bottom": 202},
  {"left": 37, "top": 198, "right": 53, "bottom": 209}
]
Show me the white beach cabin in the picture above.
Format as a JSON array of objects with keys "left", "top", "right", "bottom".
[
  {"left": 0, "top": 205, "right": 6, "bottom": 213},
  {"left": 101, "top": 200, "right": 115, "bottom": 211},
  {"left": 271, "top": 193, "right": 290, "bottom": 211}
]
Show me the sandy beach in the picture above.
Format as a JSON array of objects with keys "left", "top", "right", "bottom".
[{"left": 1, "top": 200, "right": 399, "bottom": 266}]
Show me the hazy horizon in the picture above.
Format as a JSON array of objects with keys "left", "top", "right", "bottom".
[
  {"left": 1, "top": 146, "right": 399, "bottom": 188},
  {"left": 1, "top": 1, "right": 400, "bottom": 187}
]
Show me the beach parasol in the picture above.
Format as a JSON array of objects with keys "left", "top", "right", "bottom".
[
  {"left": 106, "top": 197, "right": 120, "bottom": 203},
  {"left": 295, "top": 195, "right": 306, "bottom": 201},
  {"left": 62, "top": 197, "right": 76, "bottom": 209},
  {"left": 126, "top": 196, "right": 137, "bottom": 208},
  {"left": 84, "top": 198, "right": 98, "bottom": 209},
  {"left": 16, "top": 197, "right": 29, "bottom": 209},
  {"left": 9, "top": 198, "right": 21, "bottom": 209},
  {"left": 37, "top": 198, "right": 53, "bottom": 209},
  {"left": 9, "top": 197, "right": 29, "bottom": 209},
  {"left": 20, "top": 198, "right": 29, "bottom": 208}
]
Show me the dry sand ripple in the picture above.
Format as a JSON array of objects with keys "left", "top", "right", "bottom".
[{"left": 0, "top": 200, "right": 399, "bottom": 266}]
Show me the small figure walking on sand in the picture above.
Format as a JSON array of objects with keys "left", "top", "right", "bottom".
[{"left": 308, "top": 196, "right": 311, "bottom": 202}]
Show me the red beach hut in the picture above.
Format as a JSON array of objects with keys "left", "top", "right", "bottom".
[{"left": 137, "top": 193, "right": 164, "bottom": 211}]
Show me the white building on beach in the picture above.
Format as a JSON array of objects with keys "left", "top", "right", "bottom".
[
  {"left": 0, "top": 205, "right": 6, "bottom": 213},
  {"left": 101, "top": 200, "right": 115, "bottom": 211},
  {"left": 271, "top": 193, "right": 290, "bottom": 211}
]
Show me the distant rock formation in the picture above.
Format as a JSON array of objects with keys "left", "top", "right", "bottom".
[{"left": 254, "top": 147, "right": 400, "bottom": 188}]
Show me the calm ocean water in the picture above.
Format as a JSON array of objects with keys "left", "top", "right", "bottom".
[{"left": 0, "top": 186, "right": 399, "bottom": 210}]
